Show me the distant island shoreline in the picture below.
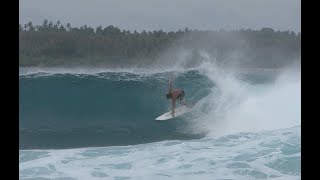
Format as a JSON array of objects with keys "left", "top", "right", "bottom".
[{"left": 20, "top": 20, "right": 301, "bottom": 69}]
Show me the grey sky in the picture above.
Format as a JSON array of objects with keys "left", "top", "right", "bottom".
[{"left": 19, "top": 0, "right": 300, "bottom": 32}]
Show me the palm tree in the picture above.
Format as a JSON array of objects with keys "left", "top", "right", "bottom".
[
  {"left": 48, "top": 21, "right": 53, "bottom": 29},
  {"left": 66, "top": 23, "right": 71, "bottom": 31},
  {"left": 27, "top": 22, "right": 33, "bottom": 30},
  {"left": 96, "top": 26, "right": 103, "bottom": 35},
  {"left": 42, "top": 19, "right": 48, "bottom": 28}
]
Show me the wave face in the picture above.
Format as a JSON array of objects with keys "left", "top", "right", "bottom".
[
  {"left": 19, "top": 126, "right": 301, "bottom": 180},
  {"left": 19, "top": 70, "right": 214, "bottom": 149}
]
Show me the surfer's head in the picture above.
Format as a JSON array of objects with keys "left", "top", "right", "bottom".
[{"left": 166, "top": 93, "right": 172, "bottom": 99}]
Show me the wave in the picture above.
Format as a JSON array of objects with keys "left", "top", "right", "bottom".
[
  {"left": 19, "top": 57, "right": 300, "bottom": 149},
  {"left": 19, "top": 70, "right": 213, "bottom": 149}
]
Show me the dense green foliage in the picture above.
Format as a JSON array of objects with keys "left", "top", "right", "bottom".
[{"left": 19, "top": 20, "right": 300, "bottom": 68}]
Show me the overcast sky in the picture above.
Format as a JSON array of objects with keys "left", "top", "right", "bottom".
[{"left": 19, "top": 0, "right": 300, "bottom": 32}]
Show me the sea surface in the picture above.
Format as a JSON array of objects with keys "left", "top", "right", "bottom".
[{"left": 19, "top": 62, "right": 300, "bottom": 179}]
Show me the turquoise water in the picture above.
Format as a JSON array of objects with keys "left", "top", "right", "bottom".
[
  {"left": 19, "top": 65, "right": 300, "bottom": 179},
  {"left": 19, "top": 126, "right": 300, "bottom": 180},
  {"left": 19, "top": 70, "right": 214, "bottom": 149}
]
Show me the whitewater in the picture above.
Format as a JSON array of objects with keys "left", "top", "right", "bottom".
[{"left": 19, "top": 59, "right": 301, "bottom": 179}]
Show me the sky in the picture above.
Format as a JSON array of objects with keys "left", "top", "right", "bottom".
[{"left": 19, "top": 0, "right": 300, "bottom": 32}]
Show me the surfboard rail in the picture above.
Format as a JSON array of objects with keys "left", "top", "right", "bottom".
[{"left": 155, "top": 104, "right": 193, "bottom": 120}]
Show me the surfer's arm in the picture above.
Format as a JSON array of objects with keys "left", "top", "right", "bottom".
[{"left": 168, "top": 77, "right": 173, "bottom": 93}]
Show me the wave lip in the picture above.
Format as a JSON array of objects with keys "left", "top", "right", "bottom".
[{"left": 19, "top": 66, "right": 201, "bottom": 77}]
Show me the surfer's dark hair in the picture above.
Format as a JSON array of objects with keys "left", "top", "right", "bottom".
[{"left": 166, "top": 93, "right": 172, "bottom": 99}]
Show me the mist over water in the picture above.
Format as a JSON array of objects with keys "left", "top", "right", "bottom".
[
  {"left": 185, "top": 57, "right": 301, "bottom": 137},
  {"left": 121, "top": 50, "right": 301, "bottom": 138}
]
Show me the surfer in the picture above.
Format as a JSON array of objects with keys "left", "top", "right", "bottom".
[{"left": 166, "top": 77, "right": 186, "bottom": 117}]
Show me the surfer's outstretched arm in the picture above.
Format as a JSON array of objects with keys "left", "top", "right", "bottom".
[{"left": 168, "top": 77, "right": 173, "bottom": 93}]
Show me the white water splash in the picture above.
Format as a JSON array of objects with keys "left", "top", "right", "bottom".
[
  {"left": 189, "top": 56, "right": 300, "bottom": 137},
  {"left": 19, "top": 126, "right": 300, "bottom": 180}
]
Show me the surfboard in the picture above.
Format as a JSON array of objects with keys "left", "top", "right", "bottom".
[{"left": 155, "top": 105, "right": 193, "bottom": 121}]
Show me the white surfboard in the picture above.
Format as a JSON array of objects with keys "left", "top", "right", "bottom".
[{"left": 155, "top": 105, "right": 193, "bottom": 121}]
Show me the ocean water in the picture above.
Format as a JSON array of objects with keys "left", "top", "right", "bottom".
[{"left": 19, "top": 62, "right": 301, "bottom": 179}]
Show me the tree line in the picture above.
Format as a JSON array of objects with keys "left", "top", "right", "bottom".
[{"left": 19, "top": 20, "right": 301, "bottom": 68}]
